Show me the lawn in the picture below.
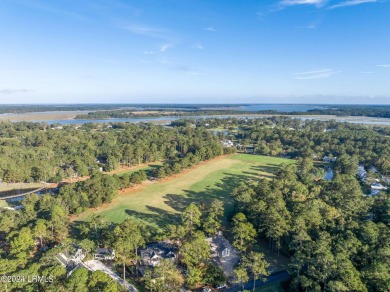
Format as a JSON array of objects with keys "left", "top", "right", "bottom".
[{"left": 74, "top": 154, "right": 292, "bottom": 229}]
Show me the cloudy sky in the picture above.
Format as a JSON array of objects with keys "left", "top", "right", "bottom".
[{"left": 0, "top": 0, "right": 389, "bottom": 104}]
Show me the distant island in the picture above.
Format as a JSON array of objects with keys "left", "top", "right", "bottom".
[{"left": 1, "top": 104, "right": 390, "bottom": 119}]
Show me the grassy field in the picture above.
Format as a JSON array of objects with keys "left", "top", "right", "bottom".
[{"left": 74, "top": 154, "right": 292, "bottom": 229}]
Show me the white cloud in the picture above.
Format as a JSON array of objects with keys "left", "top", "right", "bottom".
[
  {"left": 205, "top": 27, "right": 217, "bottom": 32},
  {"left": 281, "top": 0, "right": 327, "bottom": 7},
  {"left": 294, "top": 69, "right": 340, "bottom": 79},
  {"left": 377, "top": 64, "right": 390, "bottom": 67},
  {"left": 143, "top": 51, "right": 155, "bottom": 55},
  {"left": 329, "top": 0, "right": 377, "bottom": 9}
]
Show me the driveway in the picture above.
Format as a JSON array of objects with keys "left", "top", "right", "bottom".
[{"left": 84, "top": 260, "right": 138, "bottom": 292}]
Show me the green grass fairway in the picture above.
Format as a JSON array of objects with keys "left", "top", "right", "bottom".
[{"left": 74, "top": 154, "right": 292, "bottom": 229}]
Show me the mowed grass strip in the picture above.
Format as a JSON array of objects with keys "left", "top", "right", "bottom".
[{"left": 75, "top": 154, "right": 292, "bottom": 229}]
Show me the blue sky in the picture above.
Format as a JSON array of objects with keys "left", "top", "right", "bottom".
[{"left": 0, "top": 0, "right": 390, "bottom": 104}]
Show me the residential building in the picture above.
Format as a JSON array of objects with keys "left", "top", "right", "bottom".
[
  {"left": 94, "top": 248, "right": 115, "bottom": 260},
  {"left": 206, "top": 232, "right": 239, "bottom": 279},
  {"left": 55, "top": 245, "right": 87, "bottom": 276},
  {"left": 358, "top": 165, "right": 367, "bottom": 180},
  {"left": 323, "top": 156, "right": 337, "bottom": 163},
  {"left": 140, "top": 241, "right": 178, "bottom": 267},
  {"left": 221, "top": 139, "right": 234, "bottom": 147}
]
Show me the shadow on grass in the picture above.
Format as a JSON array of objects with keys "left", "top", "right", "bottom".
[
  {"left": 162, "top": 172, "right": 260, "bottom": 230},
  {"left": 0, "top": 187, "right": 41, "bottom": 198},
  {"left": 250, "top": 164, "right": 280, "bottom": 175},
  {"left": 145, "top": 164, "right": 162, "bottom": 177},
  {"left": 125, "top": 206, "right": 181, "bottom": 227},
  {"left": 70, "top": 165, "right": 278, "bottom": 237}
]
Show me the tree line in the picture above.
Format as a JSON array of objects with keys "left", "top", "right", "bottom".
[
  {"left": 0, "top": 121, "right": 226, "bottom": 183},
  {"left": 196, "top": 117, "right": 390, "bottom": 174}
]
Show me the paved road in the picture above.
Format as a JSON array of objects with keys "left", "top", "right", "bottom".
[{"left": 223, "top": 270, "right": 290, "bottom": 292}]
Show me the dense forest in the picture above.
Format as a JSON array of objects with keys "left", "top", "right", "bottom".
[
  {"left": 231, "top": 162, "right": 390, "bottom": 291},
  {"left": 304, "top": 105, "right": 390, "bottom": 118},
  {"left": 0, "top": 121, "right": 225, "bottom": 183},
  {"left": 74, "top": 109, "right": 281, "bottom": 119}
]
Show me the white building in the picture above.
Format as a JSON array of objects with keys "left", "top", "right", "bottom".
[{"left": 221, "top": 139, "right": 234, "bottom": 147}]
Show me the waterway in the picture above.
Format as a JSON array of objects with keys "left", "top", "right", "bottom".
[
  {"left": 40, "top": 115, "right": 390, "bottom": 126},
  {"left": 1, "top": 110, "right": 390, "bottom": 126}
]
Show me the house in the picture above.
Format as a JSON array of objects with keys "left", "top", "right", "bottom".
[
  {"left": 323, "top": 156, "right": 337, "bottom": 163},
  {"left": 312, "top": 154, "right": 320, "bottom": 160},
  {"left": 207, "top": 235, "right": 231, "bottom": 258},
  {"left": 206, "top": 232, "right": 240, "bottom": 279},
  {"left": 55, "top": 246, "right": 87, "bottom": 276},
  {"left": 358, "top": 165, "right": 367, "bottom": 181},
  {"left": 221, "top": 139, "right": 234, "bottom": 147},
  {"left": 371, "top": 189, "right": 381, "bottom": 196},
  {"left": 140, "top": 241, "right": 178, "bottom": 267},
  {"left": 371, "top": 182, "right": 388, "bottom": 191},
  {"left": 370, "top": 182, "right": 388, "bottom": 196},
  {"left": 94, "top": 248, "right": 115, "bottom": 260}
]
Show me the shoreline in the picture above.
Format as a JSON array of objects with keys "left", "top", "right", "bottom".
[{"left": 1, "top": 111, "right": 389, "bottom": 126}]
